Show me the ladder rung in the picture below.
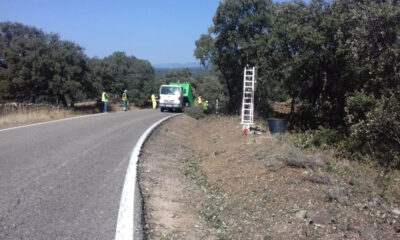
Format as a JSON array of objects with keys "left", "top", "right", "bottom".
[{"left": 243, "top": 67, "right": 255, "bottom": 126}]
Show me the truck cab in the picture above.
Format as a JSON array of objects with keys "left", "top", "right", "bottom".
[
  {"left": 170, "top": 83, "right": 194, "bottom": 107},
  {"left": 159, "top": 85, "right": 184, "bottom": 112}
]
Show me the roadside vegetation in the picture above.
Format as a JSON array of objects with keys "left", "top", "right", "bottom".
[
  {"left": 140, "top": 115, "right": 400, "bottom": 239},
  {"left": 193, "top": 0, "right": 400, "bottom": 170},
  {"left": 0, "top": 106, "right": 75, "bottom": 129},
  {"left": 0, "top": 22, "right": 158, "bottom": 108},
  {"left": 0, "top": 101, "right": 134, "bottom": 129}
]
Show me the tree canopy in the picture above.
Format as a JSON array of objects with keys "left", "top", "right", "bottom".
[
  {"left": 195, "top": 0, "right": 400, "bottom": 126},
  {"left": 194, "top": 0, "right": 400, "bottom": 168},
  {"left": 0, "top": 22, "right": 157, "bottom": 107}
]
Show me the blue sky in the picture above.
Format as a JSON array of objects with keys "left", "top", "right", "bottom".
[{"left": 0, "top": 0, "right": 222, "bottom": 65}]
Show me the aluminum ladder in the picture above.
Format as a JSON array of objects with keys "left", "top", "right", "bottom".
[{"left": 241, "top": 66, "right": 255, "bottom": 129}]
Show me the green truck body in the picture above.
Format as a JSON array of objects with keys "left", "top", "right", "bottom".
[{"left": 170, "top": 83, "right": 194, "bottom": 107}]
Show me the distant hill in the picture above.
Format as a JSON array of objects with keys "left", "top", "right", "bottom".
[
  {"left": 155, "top": 67, "right": 207, "bottom": 77},
  {"left": 153, "top": 62, "right": 202, "bottom": 69}
]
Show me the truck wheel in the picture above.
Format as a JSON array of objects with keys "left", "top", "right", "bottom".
[{"left": 160, "top": 107, "right": 164, "bottom": 112}]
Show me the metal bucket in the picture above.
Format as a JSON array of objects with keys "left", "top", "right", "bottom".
[{"left": 267, "top": 118, "right": 287, "bottom": 134}]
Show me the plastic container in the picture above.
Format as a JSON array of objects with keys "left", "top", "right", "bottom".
[{"left": 267, "top": 118, "right": 286, "bottom": 134}]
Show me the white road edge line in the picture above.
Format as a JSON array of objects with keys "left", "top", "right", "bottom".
[
  {"left": 115, "top": 115, "right": 173, "bottom": 240},
  {"left": 0, "top": 113, "right": 105, "bottom": 132},
  {"left": 0, "top": 109, "right": 151, "bottom": 133}
]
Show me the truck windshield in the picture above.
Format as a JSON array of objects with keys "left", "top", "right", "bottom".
[{"left": 161, "top": 86, "right": 181, "bottom": 95}]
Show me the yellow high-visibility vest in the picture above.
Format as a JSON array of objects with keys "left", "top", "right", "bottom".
[
  {"left": 122, "top": 92, "right": 127, "bottom": 101},
  {"left": 203, "top": 102, "right": 209, "bottom": 110},
  {"left": 102, "top": 92, "right": 108, "bottom": 102}
]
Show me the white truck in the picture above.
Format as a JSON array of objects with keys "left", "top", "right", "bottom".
[{"left": 159, "top": 85, "right": 184, "bottom": 112}]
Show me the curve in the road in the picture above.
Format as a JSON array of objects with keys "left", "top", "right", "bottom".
[
  {"left": 0, "top": 109, "right": 174, "bottom": 240},
  {"left": 114, "top": 115, "right": 173, "bottom": 240}
]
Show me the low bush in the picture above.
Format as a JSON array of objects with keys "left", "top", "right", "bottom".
[
  {"left": 294, "top": 126, "right": 342, "bottom": 150},
  {"left": 184, "top": 106, "right": 205, "bottom": 120},
  {"left": 294, "top": 91, "right": 400, "bottom": 169},
  {"left": 311, "top": 126, "right": 342, "bottom": 148},
  {"left": 345, "top": 91, "right": 376, "bottom": 125},
  {"left": 350, "top": 92, "right": 400, "bottom": 169}
]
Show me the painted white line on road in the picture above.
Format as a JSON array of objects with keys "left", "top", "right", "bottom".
[
  {"left": 115, "top": 115, "right": 173, "bottom": 240},
  {"left": 0, "top": 113, "right": 106, "bottom": 133},
  {"left": 0, "top": 109, "right": 152, "bottom": 133}
]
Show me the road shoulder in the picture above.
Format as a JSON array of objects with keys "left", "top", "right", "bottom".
[{"left": 138, "top": 115, "right": 217, "bottom": 239}]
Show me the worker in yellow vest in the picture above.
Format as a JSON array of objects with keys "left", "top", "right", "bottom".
[
  {"left": 197, "top": 96, "right": 202, "bottom": 105},
  {"left": 101, "top": 91, "right": 108, "bottom": 113},
  {"left": 122, "top": 90, "right": 128, "bottom": 111},
  {"left": 151, "top": 94, "right": 157, "bottom": 109},
  {"left": 203, "top": 100, "right": 209, "bottom": 113}
]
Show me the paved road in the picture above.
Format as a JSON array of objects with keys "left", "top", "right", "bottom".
[{"left": 0, "top": 110, "right": 172, "bottom": 240}]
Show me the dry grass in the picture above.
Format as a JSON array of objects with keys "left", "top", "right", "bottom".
[
  {"left": 73, "top": 101, "right": 97, "bottom": 107},
  {"left": 141, "top": 115, "right": 400, "bottom": 239},
  {"left": 0, "top": 101, "right": 145, "bottom": 130},
  {"left": 0, "top": 109, "right": 78, "bottom": 129}
]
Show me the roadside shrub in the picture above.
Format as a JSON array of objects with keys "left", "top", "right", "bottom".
[
  {"left": 350, "top": 92, "right": 400, "bottom": 169},
  {"left": 312, "top": 126, "right": 342, "bottom": 148},
  {"left": 184, "top": 106, "right": 205, "bottom": 120},
  {"left": 345, "top": 91, "right": 376, "bottom": 125},
  {"left": 293, "top": 126, "right": 342, "bottom": 150},
  {"left": 293, "top": 131, "right": 314, "bottom": 149}
]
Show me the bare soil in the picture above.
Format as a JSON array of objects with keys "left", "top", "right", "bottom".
[{"left": 138, "top": 115, "right": 400, "bottom": 240}]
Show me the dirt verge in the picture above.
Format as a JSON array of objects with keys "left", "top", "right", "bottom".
[{"left": 138, "top": 115, "right": 400, "bottom": 240}]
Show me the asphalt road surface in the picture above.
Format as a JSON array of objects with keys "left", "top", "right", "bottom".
[{"left": 0, "top": 110, "right": 172, "bottom": 240}]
